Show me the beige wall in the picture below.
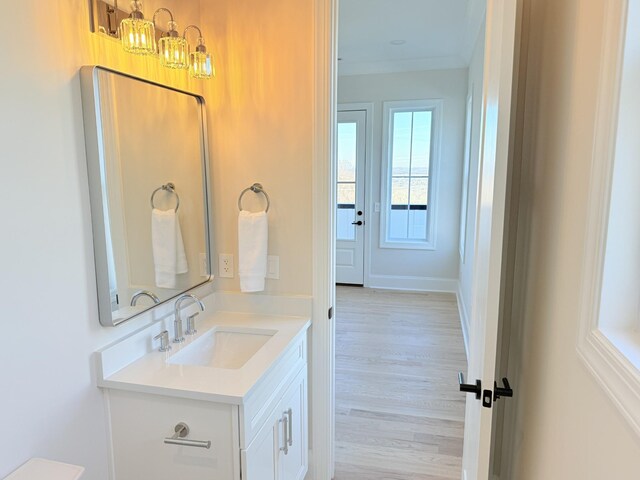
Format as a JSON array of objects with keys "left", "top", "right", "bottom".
[
  {"left": 200, "top": 0, "right": 314, "bottom": 296},
  {"left": 513, "top": 0, "right": 640, "bottom": 476},
  {"left": 0, "top": 1, "right": 203, "bottom": 477}
]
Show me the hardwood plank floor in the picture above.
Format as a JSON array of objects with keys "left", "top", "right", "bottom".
[{"left": 333, "top": 286, "right": 467, "bottom": 480}]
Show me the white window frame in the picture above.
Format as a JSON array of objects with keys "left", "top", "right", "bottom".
[
  {"left": 380, "top": 99, "right": 442, "bottom": 250},
  {"left": 578, "top": 0, "right": 640, "bottom": 438}
]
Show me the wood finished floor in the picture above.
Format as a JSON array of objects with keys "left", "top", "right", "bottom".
[{"left": 333, "top": 286, "right": 467, "bottom": 480}]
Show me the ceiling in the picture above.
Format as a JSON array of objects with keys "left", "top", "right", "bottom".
[{"left": 338, "top": 0, "right": 486, "bottom": 76}]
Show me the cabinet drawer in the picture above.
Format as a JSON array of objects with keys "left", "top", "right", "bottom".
[
  {"left": 240, "top": 333, "right": 307, "bottom": 448},
  {"left": 107, "top": 389, "right": 240, "bottom": 480}
]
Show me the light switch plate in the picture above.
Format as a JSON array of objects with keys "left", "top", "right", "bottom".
[
  {"left": 266, "top": 255, "right": 280, "bottom": 279},
  {"left": 219, "top": 254, "right": 234, "bottom": 278},
  {"left": 374, "top": 202, "right": 381, "bottom": 212}
]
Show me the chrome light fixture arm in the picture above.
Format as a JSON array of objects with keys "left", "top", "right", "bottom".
[{"left": 153, "top": 7, "right": 177, "bottom": 36}]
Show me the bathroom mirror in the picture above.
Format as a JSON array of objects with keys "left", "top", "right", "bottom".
[{"left": 80, "top": 66, "right": 212, "bottom": 326}]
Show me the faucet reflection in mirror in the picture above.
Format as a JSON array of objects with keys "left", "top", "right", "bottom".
[{"left": 92, "top": 0, "right": 215, "bottom": 79}]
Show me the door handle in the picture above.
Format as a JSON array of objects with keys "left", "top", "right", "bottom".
[
  {"left": 458, "top": 372, "right": 482, "bottom": 400},
  {"left": 494, "top": 377, "right": 513, "bottom": 401},
  {"left": 351, "top": 220, "right": 363, "bottom": 226}
]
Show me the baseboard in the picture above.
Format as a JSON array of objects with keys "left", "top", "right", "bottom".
[
  {"left": 367, "top": 274, "right": 458, "bottom": 293},
  {"left": 456, "top": 282, "right": 470, "bottom": 362}
]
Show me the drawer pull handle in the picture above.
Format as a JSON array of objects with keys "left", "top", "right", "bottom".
[
  {"left": 287, "top": 408, "right": 293, "bottom": 447},
  {"left": 164, "top": 422, "right": 211, "bottom": 449},
  {"left": 280, "top": 415, "right": 289, "bottom": 455}
]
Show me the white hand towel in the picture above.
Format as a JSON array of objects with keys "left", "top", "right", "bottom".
[
  {"left": 238, "top": 210, "right": 268, "bottom": 292},
  {"left": 152, "top": 208, "right": 189, "bottom": 289}
]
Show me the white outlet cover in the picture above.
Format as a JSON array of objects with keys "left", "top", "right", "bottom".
[{"left": 218, "top": 254, "right": 234, "bottom": 278}]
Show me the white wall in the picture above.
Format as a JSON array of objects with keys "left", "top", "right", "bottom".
[
  {"left": 512, "top": 0, "right": 640, "bottom": 476},
  {"left": 200, "top": 0, "right": 314, "bottom": 297},
  {"left": 337, "top": 69, "right": 467, "bottom": 291},
  {"left": 0, "top": 1, "right": 204, "bottom": 477},
  {"left": 457, "top": 26, "right": 485, "bottom": 348}
]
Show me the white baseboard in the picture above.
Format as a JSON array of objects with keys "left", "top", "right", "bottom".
[
  {"left": 456, "top": 282, "right": 470, "bottom": 362},
  {"left": 367, "top": 274, "right": 458, "bottom": 292}
]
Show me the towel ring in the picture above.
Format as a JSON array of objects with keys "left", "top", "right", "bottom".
[
  {"left": 238, "top": 183, "right": 270, "bottom": 213},
  {"left": 151, "top": 182, "right": 180, "bottom": 212}
]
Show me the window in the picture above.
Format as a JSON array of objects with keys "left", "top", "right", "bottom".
[{"left": 380, "top": 100, "right": 441, "bottom": 249}]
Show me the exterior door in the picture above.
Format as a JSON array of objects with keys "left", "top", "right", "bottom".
[
  {"left": 461, "top": 1, "right": 519, "bottom": 479},
  {"left": 335, "top": 110, "right": 366, "bottom": 285}
]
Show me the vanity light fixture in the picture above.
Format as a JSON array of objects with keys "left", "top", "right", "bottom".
[
  {"left": 119, "top": 0, "right": 156, "bottom": 55},
  {"left": 184, "top": 25, "right": 215, "bottom": 79},
  {"left": 153, "top": 8, "right": 189, "bottom": 69},
  {"left": 90, "top": 0, "right": 214, "bottom": 79}
]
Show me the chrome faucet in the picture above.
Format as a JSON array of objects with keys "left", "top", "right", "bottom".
[
  {"left": 130, "top": 290, "right": 160, "bottom": 306},
  {"left": 173, "top": 294, "right": 205, "bottom": 343}
]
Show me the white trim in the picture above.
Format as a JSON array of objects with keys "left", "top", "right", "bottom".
[
  {"left": 459, "top": 91, "right": 474, "bottom": 263},
  {"left": 456, "top": 282, "right": 470, "bottom": 362},
  {"left": 577, "top": 0, "right": 640, "bottom": 440},
  {"left": 367, "top": 274, "right": 457, "bottom": 293},
  {"left": 379, "top": 99, "right": 443, "bottom": 251},
  {"left": 311, "top": 0, "right": 337, "bottom": 478}
]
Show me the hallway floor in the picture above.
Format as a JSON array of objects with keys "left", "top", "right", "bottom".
[{"left": 333, "top": 286, "right": 467, "bottom": 480}]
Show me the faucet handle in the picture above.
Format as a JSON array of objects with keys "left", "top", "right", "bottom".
[
  {"left": 186, "top": 313, "right": 199, "bottom": 336},
  {"left": 153, "top": 330, "right": 172, "bottom": 352}
]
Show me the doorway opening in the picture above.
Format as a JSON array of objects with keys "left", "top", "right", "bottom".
[{"left": 327, "top": 0, "right": 521, "bottom": 478}]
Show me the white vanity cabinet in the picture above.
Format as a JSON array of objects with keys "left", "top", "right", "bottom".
[
  {"left": 104, "top": 334, "right": 308, "bottom": 480},
  {"left": 242, "top": 368, "right": 308, "bottom": 480}
]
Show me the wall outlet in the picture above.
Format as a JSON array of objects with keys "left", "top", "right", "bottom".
[
  {"left": 218, "top": 254, "right": 234, "bottom": 278},
  {"left": 266, "top": 255, "right": 280, "bottom": 280}
]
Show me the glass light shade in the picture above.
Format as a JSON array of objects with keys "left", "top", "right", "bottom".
[
  {"left": 189, "top": 51, "right": 214, "bottom": 79},
  {"left": 120, "top": 17, "right": 156, "bottom": 54},
  {"left": 120, "top": 2, "right": 155, "bottom": 55},
  {"left": 158, "top": 34, "right": 188, "bottom": 69}
]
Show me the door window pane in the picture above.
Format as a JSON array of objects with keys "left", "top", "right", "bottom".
[{"left": 337, "top": 123, "right": 357, "bottom": 182}]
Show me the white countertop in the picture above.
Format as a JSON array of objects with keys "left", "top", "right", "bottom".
[{"left": 98, "top": 311, "right": 310, "bottom": 404}]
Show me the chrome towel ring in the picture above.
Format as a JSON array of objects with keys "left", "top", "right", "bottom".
[
  {"left": 238, "top": 183, "right": 270, "bottom": 213},
  {"left": 151, "top": 182, "right": 180, "bottom": 212}
]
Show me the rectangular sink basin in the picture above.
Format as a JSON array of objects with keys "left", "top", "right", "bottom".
[{"left": 167, "top": 327, "right": 277, "bottom": 369}]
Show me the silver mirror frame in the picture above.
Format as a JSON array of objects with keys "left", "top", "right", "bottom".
[{"left": 79, "top": 65, "right": 213, "bottom": 326}]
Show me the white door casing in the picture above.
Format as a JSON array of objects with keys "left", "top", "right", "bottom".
[
  {"left": 462, "top": 0, "right": 519, "bottom": 479},
  {"left": 335, "top": 110, "right": 366, "bottom": 284}
]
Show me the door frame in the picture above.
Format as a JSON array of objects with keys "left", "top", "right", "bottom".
[
  {"left": 337, "top": 102, "right": 374, "bottom": 287},
  {"left": 311, "top": 1, "right": 526, "bottom": 479}
]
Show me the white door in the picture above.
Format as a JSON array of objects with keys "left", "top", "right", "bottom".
[
  {"left": 335, "top": 110, "right": 366, "bottom": 285},
  {"left": 461, "top": 1, "right": 519, "bottom": 479}
]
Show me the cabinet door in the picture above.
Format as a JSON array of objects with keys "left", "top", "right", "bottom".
[
  {"left": 278, "top": 369, "right": 308, "bottom": 480},
  {"left": 242, "top": 417, "right": 279, "bottom": 480}
]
